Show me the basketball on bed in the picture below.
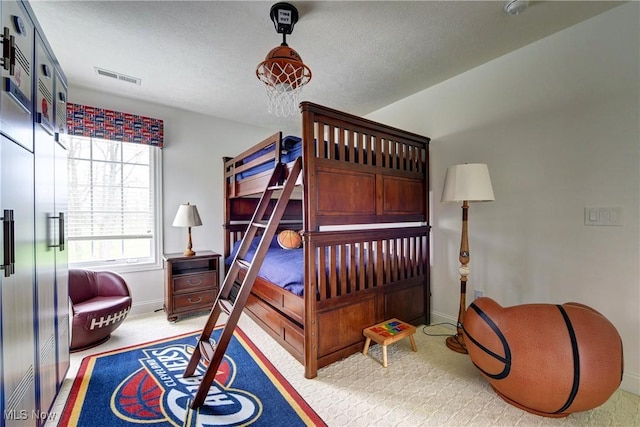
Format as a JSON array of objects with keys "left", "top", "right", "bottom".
[
  {"left": 462, "top": 297, "right": 623, "bottom": 417},
  {"left": 262, "top": 45, "right": 305, "bottom": 88},
  {"left": 277, "top": 230, "right": 302, "bottom": 250}
]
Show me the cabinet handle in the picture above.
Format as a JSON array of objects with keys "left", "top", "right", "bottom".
[
  {"left": 187, "top": 296, "right": 203, "bottom": 304},
  {"left": 187, "top": 278, "right": 202, "bottom": 286},
  {"left": 1, "top": 27, "right": 15, "bottom": 75},
  {"left": 1, "top": 209, "right": 15, "bottom": 277},
  {"left": 59, "top": 212, "right": 65, "bottom": 251},
  {"left": 48, "top": 212, "right": 65, "bottom": 251}
]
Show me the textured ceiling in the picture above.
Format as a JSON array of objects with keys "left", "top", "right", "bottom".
[{"left": 29, "top": 1, "right": 622, "bottom": 131}]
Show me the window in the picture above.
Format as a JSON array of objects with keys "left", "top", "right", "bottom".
[{"left": 66, "top": 136, "right": 162, "bottom": 271}]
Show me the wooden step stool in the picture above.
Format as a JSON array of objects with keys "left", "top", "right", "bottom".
[{"left": 362, "top": 318, "right": 417, "bottom": 367}]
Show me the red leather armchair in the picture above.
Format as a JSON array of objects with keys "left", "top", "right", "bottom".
[{"left": 69, "top": 269, "right": 132, "bottom": 352}]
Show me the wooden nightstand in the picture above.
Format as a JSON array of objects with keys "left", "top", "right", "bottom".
[{"left": 163, "top": 251, "right": 221, "bottom": 322}]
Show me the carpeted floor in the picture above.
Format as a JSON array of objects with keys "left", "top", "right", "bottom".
[{"left": 47, "top": 311, "right": 639, "bottom": 426}]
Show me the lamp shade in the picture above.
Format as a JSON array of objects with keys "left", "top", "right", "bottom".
[
  {"left": 172, "top": 203, "right": 203, "bottom": 227},
  {"left": 441, "top": 163, "right": 495, "bottom": 202}
]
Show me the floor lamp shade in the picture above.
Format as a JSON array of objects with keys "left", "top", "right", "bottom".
[
  {"left": 441, "top": 163, "right": 495, "bottom": 203},
  {"left": 172, "top": 203, "right": 202, "bottom": 256},
  {"left": 441, "top": 163, "right": 494, "bottom": 354}
]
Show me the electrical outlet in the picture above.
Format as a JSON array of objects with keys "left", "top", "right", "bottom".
[{"left": 474, "top": 290, "right": 483, "bottom": 300}]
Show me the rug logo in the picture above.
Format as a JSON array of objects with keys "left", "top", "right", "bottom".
[{"left": 112, "top": 342, "right": 262, "bottom": 426}]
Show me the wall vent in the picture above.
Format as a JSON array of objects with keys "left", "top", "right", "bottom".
[{"left": 94, "top": 67, "right": 141, "bottom": 85}]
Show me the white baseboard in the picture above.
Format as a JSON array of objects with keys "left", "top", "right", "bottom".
[
  {"left": 429, "top": 310, "right": 639, "bottom": 396},
  {"left": 428, "top": 310, "right": 457, "bottom": 330},
  {"left": 129, "top": 299, "right": 165, "bottom": 317},
  {"left": 621, "top": 372, "right": 639, "bottom": 396}
]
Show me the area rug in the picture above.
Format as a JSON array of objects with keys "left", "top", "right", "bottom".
[{"left": 60, "top": 328, "right": 325, "bottom": 426}]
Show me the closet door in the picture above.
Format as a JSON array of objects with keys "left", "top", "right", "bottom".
[
  {"left": 0, "top": 0, "right": 34, "bottom": 151},
  {"left": 1, "top": 134, "right": 36, "bottom": 426},
  {"left": 53, "top": 68, "right": 69, "bottom": 386},
  {"left": 34, "top": 32, "right": 57, "bottom": 416}
]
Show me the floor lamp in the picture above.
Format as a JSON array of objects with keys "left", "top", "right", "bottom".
[{"left": 441, "top": 163, "right": 495, "bottom": 354}]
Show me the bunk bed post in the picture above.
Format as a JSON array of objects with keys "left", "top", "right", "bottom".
[
  {"left": 301, "top": 103, "right": 319, "bottom": 378},
  {"left": 423, "top": 147, "right": 431, "bottom": 325},
  {"left": 301, "top": 103, "right": 317, "bottom": 231},
  {"left": 223, "top": 156, "right": 232, "bottom": 257}
]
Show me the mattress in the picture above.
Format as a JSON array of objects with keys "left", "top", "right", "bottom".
[{"left": 225, "top": 235, "right": 304, "bottom": 296}]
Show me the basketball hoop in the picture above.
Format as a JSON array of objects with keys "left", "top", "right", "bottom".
[
  {"left": 256, "top": 3, "right": 312, "bottom": 117},
  {"left": 256, "top": 45, "right": 312, "bottom": 117}
]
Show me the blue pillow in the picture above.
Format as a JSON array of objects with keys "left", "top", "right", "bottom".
[{"left": 282, "top": 135, "right": 301, "bottom": 150}]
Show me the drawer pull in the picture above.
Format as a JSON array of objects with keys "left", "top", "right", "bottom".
[
  {"left": 187, "top": 279, "right": 202, "bottom": 286},
  {"left": 188, "top": 296, "right": 203, "bottom": 304}
]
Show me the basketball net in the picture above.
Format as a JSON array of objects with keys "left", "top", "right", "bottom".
[{"left": 256, "top": 59, "right": 312, "bottom": 117}]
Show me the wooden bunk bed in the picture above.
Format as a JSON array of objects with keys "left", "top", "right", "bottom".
[{"left": 222, "top": 102, "right": 430, "bottom": 378}]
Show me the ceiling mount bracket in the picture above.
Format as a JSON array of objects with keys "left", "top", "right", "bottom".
[{"left": 270, "top": 2, "right": 299, "bottom": 35}]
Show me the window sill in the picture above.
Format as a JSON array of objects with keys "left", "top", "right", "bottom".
[{"left": 69, "top": 259, "right": 163, "bottom": 274}]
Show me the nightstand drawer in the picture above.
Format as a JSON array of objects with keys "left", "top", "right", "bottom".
[
  {"left": 173, "top": 272, "right": 217, "bottom": 293},
  {"left": 173, "top": 290, "right": 216, "bottom": 312}
]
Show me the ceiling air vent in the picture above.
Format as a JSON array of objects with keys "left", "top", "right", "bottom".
[{"left": 94, "top": 67, "right": 141, "bottom": 85}]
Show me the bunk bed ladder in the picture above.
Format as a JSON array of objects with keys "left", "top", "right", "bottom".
[{"left": 183, "top": 157, "right": 302, "bottom": 409}]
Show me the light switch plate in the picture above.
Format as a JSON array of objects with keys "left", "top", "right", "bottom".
[{"left": 584, "top": 207, "right": 623, "bottom": 226}]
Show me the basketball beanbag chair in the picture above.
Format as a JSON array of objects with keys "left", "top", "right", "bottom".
[
  {"left": 462, "top": 297, "right": 623, "bottom": 417},
  {"left": 277, "top": 230, "right": 302, "bottom": 249}
]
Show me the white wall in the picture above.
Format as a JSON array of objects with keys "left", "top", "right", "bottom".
[
  {"left": 367, "top": 3, "right": 639, "bottom": 395},
  {"left": 68, "top": 86, "right": 273, "bottom": 315}
]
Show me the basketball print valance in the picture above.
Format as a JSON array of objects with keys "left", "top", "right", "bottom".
[{"left": 67, "top": 103, "right": 164, "bottom": 148}]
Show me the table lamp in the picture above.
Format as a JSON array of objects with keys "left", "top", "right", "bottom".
[
  {"left": 172, "top": 202, "right": 202, "bottom": 257},
  {"left": 441, "top": 163, "right": 495, "bottom": 353}
]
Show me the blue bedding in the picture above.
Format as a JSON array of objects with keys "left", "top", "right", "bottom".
[
  {"left": 237, "top": 136, "right": 302, "bottom": 179},
  {"left": 225, "top": 235, "right": 304, "bottom": 296},
  {"left": 226, "top": 235, "right": 372, "bottom": 298}
]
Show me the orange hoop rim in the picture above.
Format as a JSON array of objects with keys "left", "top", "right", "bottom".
[{"left": 256, "top": 58, "right": 312, "bottom": 88}]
